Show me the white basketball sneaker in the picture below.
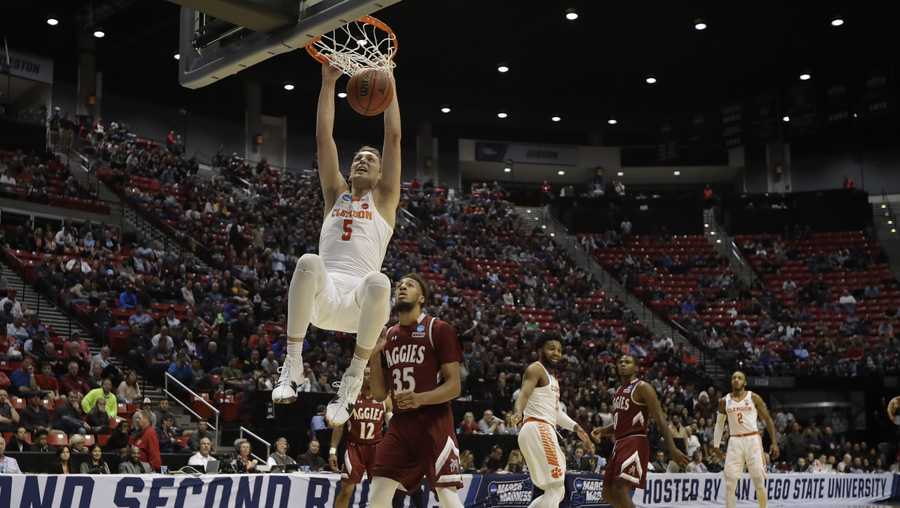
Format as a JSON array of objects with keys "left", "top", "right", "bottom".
[
  {"left": 272, "top": 354, "right": 305, "bottom": 404},
  {"left": 326, "top": 371, "right": 363, "bottom": 426}
]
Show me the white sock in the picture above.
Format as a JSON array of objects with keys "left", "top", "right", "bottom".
[
  {"left": 286, "top": 342, "right": 304, "bottom": 383},
  {"left": 346, "top": 354, "right": 367, "bottom": 378}
]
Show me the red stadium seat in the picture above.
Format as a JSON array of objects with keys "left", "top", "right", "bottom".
[{"left": 47, "top": 431, "right": 68, "bottom": 447}]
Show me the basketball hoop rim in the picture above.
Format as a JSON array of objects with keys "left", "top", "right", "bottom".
[{"left": 305, "top": 15, "right": 398, "bottom": 68}]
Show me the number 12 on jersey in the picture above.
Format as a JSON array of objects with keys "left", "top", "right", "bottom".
[{"left": 359, "top": 422, "right": 375, "bottom": 440}]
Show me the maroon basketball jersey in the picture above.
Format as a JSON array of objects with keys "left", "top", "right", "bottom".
[
  {"left": 347, "top": 394, "right": 385, "bottom": 445},
  {"left": 611, "top": 378, "right": 650, "bottom": 440},
  {"left": 383, "top": 315, "right": 462, "bottom": 415}
]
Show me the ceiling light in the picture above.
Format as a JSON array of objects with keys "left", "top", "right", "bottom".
[
  {"left": 497, "top": 65, "right": 509, "bottom": 73},
  {"left": 551, "top": 116, "right": 561, "bottom": 122},
  {"left": 704, "top": 223, "right": 709, "bottom": 228},
  {"left": 565, "top": 9, "right": 579, "bottom": 21},
  {"left": 174, "top": 53, "right": 180, "bottom": 61},
  {"left": 711, "top": 231, "right": 717, "bottom": 236},
  {"left": 550, "top": 232, "right": 556, "bottom": 237},
  {"left": 889, "top": 220, "right": 894, "bottom": 225},
  {"left": 799, "top": 73, "right": 811, "bottom": 81},
  {"left": 782, "top": 115, "right": 790, "bottom": 122},
  {"left": 526, "top": 209, "right": 532, "bottom": 214},
  {"left": 608, "top": 118, "right": 618, "bottom": 125},
  {"left": 283, "top": 83, "right": 295, "bottom": 91},
  {"left": 542, "top": 225, "right": 547, "bottom": 229},
  {"left": 337, "top": 92, "right": 348, "bottom": 98},
  {"left": 694, "top": 18, "right": 707, "bottom": 31},
  {"left": 673, "top": 170, "right": 681, "bottom": 176},
  {"left": 617, "top": 171, "right": 624, "bottom": 177},
  {"left": 504, "top": 167, "right": 512, "bottom": 173},
  {"left": 497, "top": 112, "right": 508, "bottom": 119},
  {"left": 830, "top": 17, "right": 844, "bottom": 27},
  {"left": 645, "top": 76, "right": 657, "bottom": 85},
  {"left": 441, "top": 106, "right": 451, "bottom": 114},
  {"left": 881, "top": 204, "right": 887, "bottom": 209},
  {"left": 93, "top": 30, "right": 105, "bottom": 38},
  {"left": 557, "top": 170, "right": 565, "bottom": 176},
  {"left": 47, "top": 17, "right": 59, "bottom": 26},
  {"left": 892, "top": 228, "right": 897, "bottom": 234},
  {"left": 356, "top": 39, "right": 368, "bottom": 46},
  {"left": 852, "top": 113, "right": 858, "bottom": 118},
  {"left": 716, "top": 239, "right": 722, "bottom": 244}
]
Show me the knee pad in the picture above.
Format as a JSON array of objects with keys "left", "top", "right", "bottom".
[
  {"left": 725, "top": 475, "right": 738, "bottom": 493},
  {"left": 369, "top": 477, "right": 401, "bottom": 508},
  {"left": 296, "top": 253, "right": 324, "bottom": 274},
  {"left": 435, "top": 487, "right": 464, "bottom": 508},
  {"left": 362, "top": 271, "right": 391, "bottom": 295},
  {"left": 543, "top": 485, "right": 565, "bottom": 507}
]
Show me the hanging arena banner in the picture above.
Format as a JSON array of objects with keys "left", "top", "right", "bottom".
[{"left": 0, "top": 472, "right": 895, "bottom": 508}]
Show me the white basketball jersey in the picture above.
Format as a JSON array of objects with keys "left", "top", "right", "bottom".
[
  {"left": 725, "top": 391, "right": 758, "bottom": 435},
  {"left": 319, "top": 191, "right": 393, "bottom": 277},
  {"left": 523, "top": 363, "right": 560, "bottom": 426}
]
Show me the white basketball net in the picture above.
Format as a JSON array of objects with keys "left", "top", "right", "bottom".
[{"left": 309, "top": 18, "right": 397, "bottom": 77}]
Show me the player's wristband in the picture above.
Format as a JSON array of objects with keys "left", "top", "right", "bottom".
[{"left": 329, "top": 447, "right": 337, "bottom": 455}]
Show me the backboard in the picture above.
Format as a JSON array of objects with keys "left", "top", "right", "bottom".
[{"left": 176, "top": 0, "right": 401, "bottom": 89}]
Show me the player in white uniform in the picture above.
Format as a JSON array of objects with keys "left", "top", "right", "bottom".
[
  {"left": 272, "top": 62, "right": 402, "bottom": 428},
  {"left": 511, "top": 335, "right": 594, "bottom": 508},
  {"left": 712, "top": 371, "right": 779, "bottom": 508}
]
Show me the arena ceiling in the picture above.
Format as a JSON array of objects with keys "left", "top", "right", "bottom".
[{"left": 2, "top": 2, "right": 897, "bottom": 152}]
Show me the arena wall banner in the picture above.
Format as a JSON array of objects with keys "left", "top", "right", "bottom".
[
  {"left": 633, "top": 473, "right": 896, "bottom": 507},
  {"left": 0, "top": 472, "right": 895, "bottom": 508}
]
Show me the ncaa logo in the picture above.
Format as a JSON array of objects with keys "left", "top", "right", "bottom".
[
  {"left": 416, "top": 325, "right": 425, "bottom": 332},
  {"left": 342, "top": 194, "right": 351, "bottom": 201}
]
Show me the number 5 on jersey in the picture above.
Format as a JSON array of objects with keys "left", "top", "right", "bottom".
[
  {"left": 342, "top": 219, "right": 353, "bottom": 241},
  {"left": 393, "top": 367, "right": 415, "bottom": 392}
]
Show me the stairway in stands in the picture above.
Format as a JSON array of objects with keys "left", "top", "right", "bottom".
[
  {"left": 0, "top": 261, "right": 157, "bottom": 398},
  {"left": 529, "top": 206, "right": 728, "bottom": 382}
]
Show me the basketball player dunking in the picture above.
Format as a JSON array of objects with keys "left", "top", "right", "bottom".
[
  {"left": 330, "top": 368, "right": 392, "bottom": 508},
  {"left": 712, "top": 371, "right": 779, "bottom": 508},
  {"left": 592, "top": 355, "right": 688, "bottom": 508},
  {"left": 366, "top": 274, "right": 465, "bottom": 508},
  {"left": 273, "top": 62, "right": 402, "bottom": 428},
  {"left": 510, "top": 334, "right": 595, "bottom": 508}
]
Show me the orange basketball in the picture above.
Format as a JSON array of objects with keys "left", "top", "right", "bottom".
[{"left": 346, "top": 69, "right": 394, "bottom": 116}]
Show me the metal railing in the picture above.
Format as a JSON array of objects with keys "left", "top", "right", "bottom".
[
  {"left": 238, "top": 426, "right": 271, "bottom": 464},
  {"left": 164, "top": 373, "right": 221, "bottom": 450}
]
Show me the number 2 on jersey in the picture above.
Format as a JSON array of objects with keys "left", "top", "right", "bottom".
[
  {"left": 737, "top": 413, "right": 744, "bottom": 425},
  {"left": 392, "top": 367, "right": 415, "bottom": 392},
  {"left": 359, "top": 422, "right": 375, "bottom": 440},
  {"left": 341, "top": 219, "right": 353, "bottom": 241}
]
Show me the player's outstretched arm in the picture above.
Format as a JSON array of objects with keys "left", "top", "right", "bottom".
[
  {"left": 317, "top": 62, "right": 348, "bottom": 214},
  {"left": 511, "top": 363, "right": 542, "bottom": 427},
  {"left": 636, "top": 381, "right": 689, "bottom": 466},
  {"left": 395, "top": 361, "right": 461, "bottom": 410},
  {"left": 751, "top": 393, "right": 780, "bottom": 459},
  {"left": 375, "top": 71, "right": 401, "bottom": 214},
  {"left": 368, "top": 332, "right": 390, "bottom": 402},
  {"left": 328, "top": 424, "right": 344, "bottom": 472}
]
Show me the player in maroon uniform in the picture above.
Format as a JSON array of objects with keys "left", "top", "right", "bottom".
[
  {"left": 366, "top": 273, "right": 465, "bottom": 508},
  {"left": 592, "top": 355, "right": 688, "bottom": 508},
  {"left": 330, "top": 368, "right": 392, "bottom": 508}
]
